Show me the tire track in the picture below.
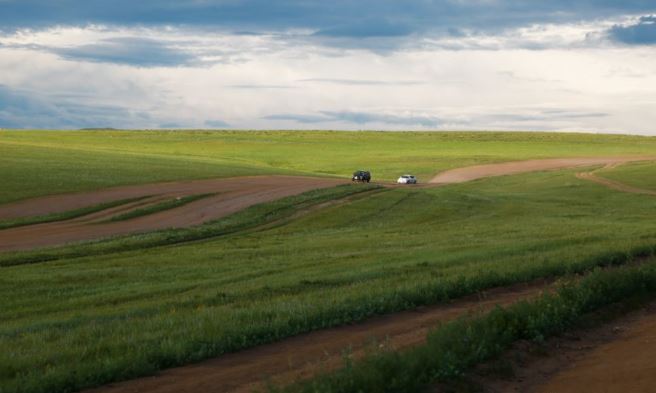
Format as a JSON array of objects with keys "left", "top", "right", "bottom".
[{"left": 576, "top": 163, "right": 656, "bottom": 196}]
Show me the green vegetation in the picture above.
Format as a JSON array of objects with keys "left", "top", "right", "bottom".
[
  {"left": 598, "top": 160, "right": 656, "bottom": 191},
  {"left": 2, "top": 130, "right": 656, "bottom": 203},
  {"left": 106, "top": 193, "right": 217, "bottom": 222},
  {"left": 283, "top": 261, "right": 656, "bottom": 393},
  {"left": 0, "top": 196, "right": 150, "bottom": 230},
  {"left": 2, "top": 131, "right": 656, "bottom": 393},
  {"left": 3, "top": 167, "right": 656, "bottom": 393}
]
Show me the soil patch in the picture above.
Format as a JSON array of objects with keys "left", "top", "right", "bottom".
[
  {"left": 430, "top": 157, "right": 653, "bottom": 184},
  {"left": 443, "top": 301, "right": 656, "bottom": 393},
  {"left": 0, "top": 176, "right": 345, "bottom": 252}
]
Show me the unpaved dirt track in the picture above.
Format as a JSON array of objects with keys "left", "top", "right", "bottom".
[
  {"left": 577, "top": 167, "right": 656, "bottom": 196},
  {"left": 86, "top": 281, "right": 549, "bottom": 393},
  {"left": 531, "top": 305, "right": 656, "bottom": 393},
  {"left": 0, "top": 176, "right": 345, "bottom": 251},
  {"left": 429, "top": 157, "right": 653, "bottom": 184},
  {"left": 442, "top": 302, "right": 656, "bottom": 393}
]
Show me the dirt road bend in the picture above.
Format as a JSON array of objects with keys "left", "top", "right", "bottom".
[
  {"left": 532, "top": 304, "right": 656, "bottom": 393},
  {"left": 0, "top": 176, "right": 345, "bottom": 251},
  {"left": 430, "top": 157, "right": 653, "bottom": 184}
]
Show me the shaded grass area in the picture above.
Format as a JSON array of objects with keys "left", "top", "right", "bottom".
[
  {"left": 282, "top": 262, "right": 656, "bottom": 393},
  {"left": 3, "top": 170, "right": 656, "bottom": 392},
  {"left": 0, "top": 184, "right": 381, "bottom": 267},
  {"left": 106, "top": 193, "right": 217, "bottom": 222},
  {"left": 0, "top": 196, "right": 150, "bottom": 230},
  {"left": 2, "top": 130, "right": 656, "bottom": 204}
]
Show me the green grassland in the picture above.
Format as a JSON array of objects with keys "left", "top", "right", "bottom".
[
  {"left": 598, "top": 160, "right": 656, "bottom": 191},
  {"left": 3, "top": 160, "right": 656, "bottom": 392},
  {"left": 2, "top": 130, "right": 656, "bottom": 204}
]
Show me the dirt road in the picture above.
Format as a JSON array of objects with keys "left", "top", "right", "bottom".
[
  {"left": 0, "top": 176, "right": 344, "bottom": 251},
  {"left": 429, "top": 157, "right": 653, "bottom": 184},
  {"left": 532, "top": 304, "right": 656, "bottom": 393},
  {"left": 86, "top": 281, "right": 550, "bottom": 393},
  {"left": 471, "top": 302, "right": 656, "bottom": 393},
  {"left": 577, "top": 167, "right": 656, "bottom": 196}
]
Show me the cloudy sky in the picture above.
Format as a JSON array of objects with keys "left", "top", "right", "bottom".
[{"left": 0, "top": 1, "right": 655, "bottom": 133}]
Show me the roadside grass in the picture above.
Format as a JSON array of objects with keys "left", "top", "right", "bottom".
[
  {"left": 598, "top": 160, "right": 656, "bottom": 191},
  {"left": 0, "top": 184, "right": 382, "bottom": 267},
  {"left": 279, "top": 261, "right": 656, "bottom": 393},
  {"left": 0, "top": 196, "right": 151, "bottom": 230},
  {"left": 2, "top": 130, "right": 656, "bottom": 203},
  {"left": 105, "top": 193, "right": 217, "bottom": 222},
  {"left": 3, "top": 169, "right": 656, "bottom": 392}
]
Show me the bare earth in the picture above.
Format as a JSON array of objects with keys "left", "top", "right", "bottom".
[
  {"left": 0, "top": 176, "right": 345, "bottom": 251},
  {"left": 532, "top": 304, "right": 656, "bottom": 393},
  {"left": 577, "top": 165, "right": 656, "bottom": 196},
  {"left": 429, "top": 157, "right": 653, "bottom": 184},
  {"left": 86, "top": 281, "right": 550, "bottom": 393},
  {"left": 465, "top": 302, "right": 656, "bottom": 393}
]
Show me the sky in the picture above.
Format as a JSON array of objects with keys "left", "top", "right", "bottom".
[{"left": 0, "top": 1, "right": 655, "bottom": 133}]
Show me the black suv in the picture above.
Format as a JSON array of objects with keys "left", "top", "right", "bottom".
[{"left": 352, "top": 170, "right": 371, "bottom": 183}]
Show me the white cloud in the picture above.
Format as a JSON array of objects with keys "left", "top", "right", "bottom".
[{"left": 0, "top": 20, "right": 655, "bottom": 133}]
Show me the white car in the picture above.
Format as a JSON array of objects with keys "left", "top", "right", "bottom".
[{"left": 397, "top": 175, "right": 417, "bottom": 184}]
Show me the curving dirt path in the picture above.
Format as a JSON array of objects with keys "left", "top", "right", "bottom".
[
  {"left": 0, "top": 176, "right": 345, "bottom": 252},
  {"left": 85, "top": 280, "right": 550, "bottom": 393},
  {"left": 576, "top": 165, "right": 656, "bottom": 196},
  {"left": 468, "top": 301, "right": 656, "bottom": 393},
  {"left": 531, "top": 304, "right": 656, "bottom": 393},
  {"left": 429, "top": 157, "right": 653, "bottom": 184}
]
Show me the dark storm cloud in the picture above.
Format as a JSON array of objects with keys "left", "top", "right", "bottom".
[
  {"left": 52, "top": 37, "right": 194, "bottom": 67},
  {"left": 0, "top": 85, "right": 146, "bottom": 128},
  {"left": 1, "top": 1, "right": 655, "bottom": 38},
  {"left": 2, "top": 37, "right": 196, "bottom": 67},
  {"left": 608, "top": 15, "right": 656, "bottom": 45},
  {"left": 313, "top": 20, "right": 413, "bottom": 38}
]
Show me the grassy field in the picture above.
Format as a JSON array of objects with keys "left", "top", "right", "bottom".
[
  {"left": 598, "top": 160, "right": 656, "bottom": 191},
  {"left": 2, "top": 130, "right": 656, "bottom": 204},
  {"left": 3, "top": 158, "right": 656, "bottom": 392}
]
